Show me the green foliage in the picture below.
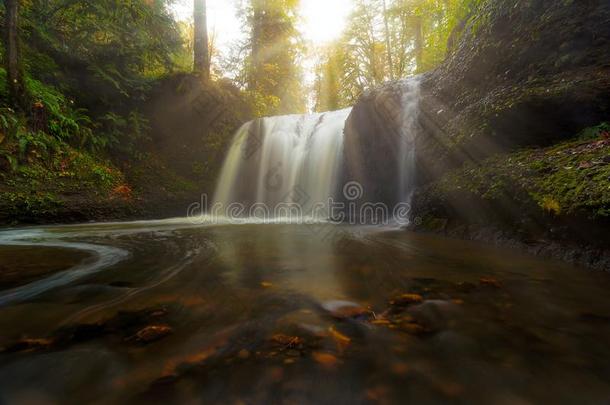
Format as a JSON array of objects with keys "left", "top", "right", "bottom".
[
  {"left": 2, "top": 191, "right": 63, "bottom": 217},
  {"left": 232, "top": 0, "right": 306, "bottom": 116},
  {"left": 578, "top": 122, "right": 610, "bottom": 141},
  {"left": 23, "top": 0, "right": 182, "bottom": 106},
  {"left": 313, "top": 0, "right": 482, "bottom": 110},
  {"left": 426, "top": 125, "right": 610, "bottom": 220},
  {"left": 99, "top": 110, "right": 151, "bottom": 156},
  {"left": 0, "top": 69, "right": 107, "bottom": 153}
]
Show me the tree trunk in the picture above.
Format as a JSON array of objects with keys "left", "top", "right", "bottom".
[
  {"left": 382, "top": 0, "right": 394, "bottom": 80},
  {"left": 249, "top": 0, "right": 264, "bottom": 91},
  {"left": 4, "top": 0, "right": 27, "bottom": 111},
  {"left": 193, "top": 0, "right": 210, "bottom": 80},
  {"left": 413, "top": 15, "right": 424, "bottom": 73}
]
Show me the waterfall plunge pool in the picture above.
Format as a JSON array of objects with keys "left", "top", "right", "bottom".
[{"left": 1, "top": 220, "right": 610, "bottom": 404}]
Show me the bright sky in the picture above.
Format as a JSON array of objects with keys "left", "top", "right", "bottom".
[
  {"left": 171, "top": 0, "right": 353, "bottom": 49},
  {"left": 171, "top": 0, "right": 353, "bottom": 110}
]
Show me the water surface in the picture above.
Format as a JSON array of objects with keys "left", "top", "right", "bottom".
[{"left": 1, "top": 220, "right": 609, "bottom": 404}]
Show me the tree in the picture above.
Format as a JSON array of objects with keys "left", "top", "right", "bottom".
[
  {"left": 313, "top": 43, "right": 345, "bottom": 112},
  {"left": 242, "top": 0, "right": 306, "bottom": 116},
  {"left": 312, "top": 0, "right": 481, "bottom": 109},
  {"left": 24, "top": 0, "right": 181, "bottom": 109},
  {"left": 382, "top": 0, "right": 395, "bottom": 80},
  {"left": 4, "top": 0, "right": 27, "bottom": 112},
  {"left": 193, "top": 0, "right": 210, "bottom": 79}
]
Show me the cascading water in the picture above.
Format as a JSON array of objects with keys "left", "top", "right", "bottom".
[
  {"left": 397, "top": 78, "right": 421, "bottom": 205},
  {"left": 212, "top": 77, "right": 421, "bottom": 223},
  {"left": 213, "top": 108, "right": 352, "bottom": 220}
]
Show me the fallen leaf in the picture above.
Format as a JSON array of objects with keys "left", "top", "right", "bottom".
[
  {"left": 312, "top": 352, "right": 338, "bottom": 368},
  {"left": 271, "top": 334, "right": 302, "bottom": 347},
  {"left": 479, "top": 277, "right": 501, "bottom": 288},
  {"left": 328, "top": 326, "right": 351, "bottom": 352},
  {"left": 371, "top": 319, "right": 391, "bottom": 325},
  {"left": 391, "top": 293, "right": 424, "bottom": 306}
]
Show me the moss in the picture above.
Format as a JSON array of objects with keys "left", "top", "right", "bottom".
[{"left": 417, "top": 123, "right": 610, "bottom": 222}]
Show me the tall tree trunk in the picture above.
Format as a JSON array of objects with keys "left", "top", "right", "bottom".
[
  {"left": 413, "top": 15, "right": 424, "bottom": 73},
  {"left": 193, "top": 0, "right": 210, "bottom": 80},
  {"left": 249, "top": 0, "right": 264, "bottom": 91},
  {"left": 382, "top": 0, "right": 394, "bottom": 80},
  {"left": 4, "top": 0, "right": 27, "bottom": 112}
]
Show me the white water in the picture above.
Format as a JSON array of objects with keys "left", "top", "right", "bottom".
[
  {"left": 213, "top": 108, "right": 352, "bottom": 219},
  {"left": 397, "top": 77, "right": 422, "bottom": 204},
  {"left": 0, "top": 81, "right": 423, "bottom": 305},
  {"left": 213, "top": 78, "right": 422, "bottom": 223},
  {"left": 0, "top": 228, "right": 129, "bottom": 306}
]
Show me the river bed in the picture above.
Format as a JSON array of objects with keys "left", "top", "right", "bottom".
[{"left": 0, "top": 219, "right": 609, "bottom": 404}]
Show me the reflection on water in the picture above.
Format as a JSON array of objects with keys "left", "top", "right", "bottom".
[{"left": 0, "top": 219, "right": 610, "bottom": 404}]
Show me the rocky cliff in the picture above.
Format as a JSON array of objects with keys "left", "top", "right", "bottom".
[{"left": 343, "top": 0, "right": 610, "bottom": 268}]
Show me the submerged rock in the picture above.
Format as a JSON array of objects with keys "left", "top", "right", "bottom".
[
  {"left": 130, "top": 325, "right": 173, "bottom": 344},
  {"left": 321, "top": 300, "right": 369, "bottom": 320},
  {"left": 312, "top": 352, "right": 339, "bottom": 369},
  {"left": 2, "top": 338, "right": 53, "bottom": 353},
  {"left": 407, "top": 300, "right": 462, "bottom": 333},
  {"left": 390, "top": 293, "right": 424, "bottom": 307}
]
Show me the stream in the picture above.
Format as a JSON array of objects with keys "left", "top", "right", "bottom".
[{"left": 1, "top": 219, "right": 610, "bottom": 404}]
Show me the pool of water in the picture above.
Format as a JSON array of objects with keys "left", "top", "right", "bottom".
[{"left": 0, "top": 219, "right": 609, "bottom": 404}]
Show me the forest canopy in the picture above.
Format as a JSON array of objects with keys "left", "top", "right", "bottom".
[{"left": 0, "top": 0, "right": 480, "bottom": 195}]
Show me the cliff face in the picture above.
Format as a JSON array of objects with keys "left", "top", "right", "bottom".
[
  {"left": 344, "top": 0, "right": 610, "bottom": 190},
  {"left": 342, "top": 0, "right": 610, "bottom": 267},
  {"left": 417, "top": 0, "right": 610, "bottom": 181}
]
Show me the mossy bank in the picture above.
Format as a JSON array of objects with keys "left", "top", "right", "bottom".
[{"left": 410, "top": 124, "right": 610, "bottom": 270}]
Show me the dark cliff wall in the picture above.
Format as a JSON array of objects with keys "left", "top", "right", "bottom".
[
  {"left": 417, "top": 0, "right": 610, "bottom": 181},
  {"left": 344, "top": 0, "right": 610, "bottom": 191},
  {"left": 342, "top": 0, "right": 610, "bottom": 267}
]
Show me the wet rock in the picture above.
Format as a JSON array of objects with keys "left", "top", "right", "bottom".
[
  {"left": 2, "top": 338, "right": 53, "bottom": 353},
  {"left": 54, "top": 323, "right": 107, "bottom": 346},
  {"left": 106, "top": 307, "right": 170, "bottom": 332},
  {"left": 271, "top": 334, "right": 304, "bottom": 348},
  {"left": 407, "top": 300, "right": 461, "bottom": 333},
  {"left": 390, "top": 293, "right": 424, "bottom": 307},
  {"left": 479, "top": 277, "right": 502, "bottom": 288},
  {"left": 130, "top": 325, "right": 173, "bottom": 344},
  {"left": 321, "top": 300, "right": 369, "bottom": 320},
  {"left": 399, "top": 322, "right": 430, "bottom": 336},
  {"left": 274, "top": 309, "right": 329, "bottom": 337}
]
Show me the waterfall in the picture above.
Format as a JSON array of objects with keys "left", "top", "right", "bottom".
[
  {"left": 212, "top": 77, "right": 421, "bottom": 224},
  {"left": 213, "top": 108, "right": 352, "bottom": 220},
  {"left": 397, "top": 77, "right": 421, "bottom": 205}
]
